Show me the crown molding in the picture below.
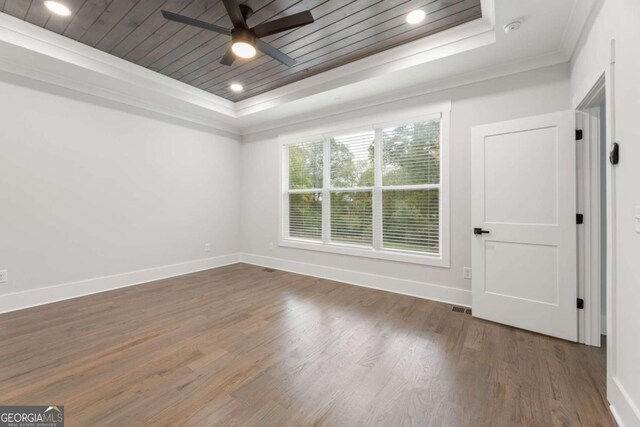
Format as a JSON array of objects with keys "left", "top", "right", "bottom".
[
  {"left": 234, "top": 0, "right": 494, "bottom": 117},
  {"left": 559, "top": 0, "right": 598, "bottom": 58},
  {"left": 234, "top": 17, "right": 496, "bottom": 117},
  {"left": 0, "top": 12, "right": 240, "bottom": 134},
  {"left": 0, "top": 13, "right": 234, "bottom": 112},
  {"left": 240, "top": 50, "right": 569, "bottom": 137},
  {"left": 2, "top": 0, "right": 591, "bottom": 139},
  {"left": 0, "top": 2, "right": 497, "bottom": 135}
]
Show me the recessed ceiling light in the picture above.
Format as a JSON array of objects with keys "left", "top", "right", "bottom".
[
  {"left": 44, "top": 1, "right": 72, "bottom": 16},
  {"left": 230, "top": 83, "right": 244, "bottom": 92},
  {"left": 231, "top": 41, "right": 256, "bottom": 59},
  {"left": 406, "top": 10, "right": 426, "bottom": 25}
]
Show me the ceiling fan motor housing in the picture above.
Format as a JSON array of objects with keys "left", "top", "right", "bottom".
[
  {"left": 232, "top": 27, "right": 256, "bottom": 45},
  {"left": 161, "top": 0, "right": 314, "bottom": 67}
]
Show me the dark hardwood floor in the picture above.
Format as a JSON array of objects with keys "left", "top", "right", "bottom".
[{"left": 0, "top": 263, "right": 614, "bottom": 426}]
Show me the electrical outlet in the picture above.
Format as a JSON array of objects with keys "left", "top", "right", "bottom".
[
  {"left": 463, "top": 267, "right": 472, "bottom": 280},
  {"left": 268, "top": 242, "right": 275, "bottom": 251},
  {"left": 0, "top": 270, "right": 8, "bottom": 283},
  {"left": 204, "top": 243, "right": 211, "bottom": 252},
  {"left": 635, "top": 205, "right": 640, "bottom": 233}
]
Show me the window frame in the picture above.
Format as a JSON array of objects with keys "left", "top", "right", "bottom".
[{"left": 279, "top": 102, "right": 451, "bottom": 267}]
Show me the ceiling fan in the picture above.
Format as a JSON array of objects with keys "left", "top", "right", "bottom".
[{"left": 161, "top": 0, "right": 314, "bottom": 67}]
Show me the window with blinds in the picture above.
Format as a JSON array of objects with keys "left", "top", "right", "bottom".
[{"left": 282, "top": 117, "right": 443, "bottom": 261}]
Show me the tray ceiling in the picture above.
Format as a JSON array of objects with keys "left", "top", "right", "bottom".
[{"left": 1, "top": 0, "right": 482, "bottom": 102}]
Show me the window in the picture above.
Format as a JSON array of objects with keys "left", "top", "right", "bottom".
[{"left": 281, "top": 109, "right": 449, "bottom": 266}]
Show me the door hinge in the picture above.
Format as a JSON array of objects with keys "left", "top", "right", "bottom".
[
  {"left": 576, "top": 213, "right": 584, "bottom": 224},
  {"left": 610, "top": 142, "right": 619, "bottom": 165},
  {"left": 577, "top": 298, "right": 584, "bottom": 309},
  {"left": 576, "top": 129, "right": 583, "bottom": 140}
]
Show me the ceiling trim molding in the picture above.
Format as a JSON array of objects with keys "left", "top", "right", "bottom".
[
  {"left": 235, "top": 17, "right": 496, "bottom": 117},
  {"left": 559, "top": 0, "right": 598, "bottom": 58},
  {"left": 479, "top": 0, "right": 496, "bottom": 27},
  {"left": 241, "top": 50, "right": 568, "bottom": 137},
  {"left": 0, "top": 12, "right": 241, "bottom": 135},
  {"left": 0, "top": 13, "right": 235, "bottom": 114},
  {"left": 0, "top": 0, "right": 585, "bottom": 138},
  {"left": 0, "top": 5, "right": 498, "bottom": 130},
  {"left": 0, "top": 50, "right": 240, "bottom": 136}
]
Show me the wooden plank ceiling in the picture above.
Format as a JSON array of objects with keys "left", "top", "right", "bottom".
[{"left": 2, "top": 0, "right": 482, "bottom": 101}]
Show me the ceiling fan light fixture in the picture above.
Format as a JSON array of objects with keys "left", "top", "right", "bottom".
[
  {"left": 231, "top": 41, "right": 257, "bottom": 59},
  {"left": 44, "top": 1, "right": 72, "bottom": 16},
  {"left": 161, "top": 1, "right": 311, "bottom": 68},
  {"left": 406, "top": 9, "right": 426, "bottom": 25},
  {"left": 231, "top": 28, "right": 257, "bottom": 59}
]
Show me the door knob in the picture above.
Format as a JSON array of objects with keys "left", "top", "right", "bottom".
[{"left": 474, "top": 228, "right": 490, "bottom": 235}]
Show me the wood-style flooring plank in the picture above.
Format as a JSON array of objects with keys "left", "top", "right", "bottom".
[{"left": 0, "top": 263, "right": 615, "bottom": 426}]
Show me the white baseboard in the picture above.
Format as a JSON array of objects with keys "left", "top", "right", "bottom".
[
  {"left": 1, "top": 252, "right": 470, "bottom": 314},
  {"left": 610, "top": 376, "right": 640, "bottom": 427},
  {"left": 0, "top": 253, "right": 242, "bottom": 314},
  {"left": 240, "top": 253, "right": 471, "bottom": 307}
]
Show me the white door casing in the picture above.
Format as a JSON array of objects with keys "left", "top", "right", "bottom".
[{"left": 472, "top": 110, "right": 578, "bottom": 341}]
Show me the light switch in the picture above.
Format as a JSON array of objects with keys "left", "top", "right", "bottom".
[{"left": 635, "top": 205, "right": 640, "bottom": 233}]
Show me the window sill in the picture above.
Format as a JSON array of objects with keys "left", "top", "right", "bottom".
[{"left": 279, "top": 238, "right": 449, "bottom": 267}]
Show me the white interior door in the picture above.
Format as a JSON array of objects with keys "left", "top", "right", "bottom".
[{"left": 472, "top": 110, "right": 577, "bottom": 341}]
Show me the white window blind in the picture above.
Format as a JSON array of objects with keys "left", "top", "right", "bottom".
[
  {"left": 379, "top": 121, "right": 441, "bottom": 255},
  {"left": 382, "top": 189, "right": 439, "bottom": 253},
  {"left": 330, "top": 131, "right": 375, "bottom": 188},
  {"left": 331, "top": 192, "right": 372, "bottom": 245},
  {"left": 286, "top": 140, "right": 323, "bottom": 240},
  {"left": 289, "top": 192, "right": 322, "bottom": 240},
  {"left": 282, "top": 116, "right": 444, "bottom": 262},
  {"left": 330, "top": 131, "right": 375, "bottom": 246}
]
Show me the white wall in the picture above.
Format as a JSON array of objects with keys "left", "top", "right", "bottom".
[
  {"left": 571, "top": 0, "right": 640, "bottom": 425},
  {"left": 240, "top": 63, "right": 571, "bottom": 306},
  {"left": 0, "top": 73, "right": 242, "bottom": 312}
]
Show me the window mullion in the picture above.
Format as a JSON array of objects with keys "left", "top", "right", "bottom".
[
  {"left": 282, "top": 144, "right": 290, "bottom": 239},
  {"left": 322, "top": 137, "right": 331, "bottom": 243},
  {"left": 373, "top": 128, "right": 383, "bottom": 250}
]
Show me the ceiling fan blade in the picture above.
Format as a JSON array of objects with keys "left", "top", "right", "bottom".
[
  {"left": 220, "top": 47, "right": 236, "bottom": 66},
  {"left": 252, "top": 11, "right": 314, "bottom": 38},
  {"left": 256, "top": 39, "right": 296, "bottom": 67},
  {"left": 161, "top": 10, "right": 231, "bottom": 36},
  {"left": 221, "top": 0, "right": 247, "bottom": 28}
]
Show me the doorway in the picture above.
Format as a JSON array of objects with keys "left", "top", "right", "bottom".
[{"left": 577, "top": 75, "right": 609, "bottom": 348}]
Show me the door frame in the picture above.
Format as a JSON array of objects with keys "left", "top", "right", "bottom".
[
  {"left": 576, "top": 62, "right": 616, "bottom": 393},
  {"left": 576, "top": 75, "right": 606, "bottom": 347},
  {"left": 574, "top": 38, "right": 624, "bottom": 422}
]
